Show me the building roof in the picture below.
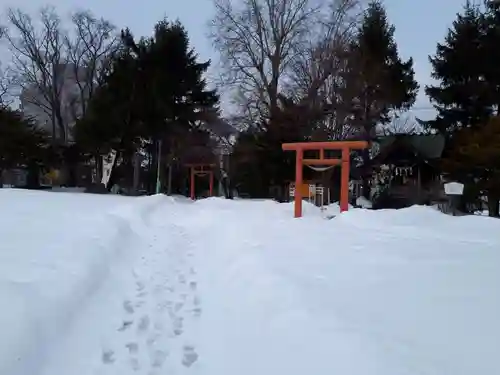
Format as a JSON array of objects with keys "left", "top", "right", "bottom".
[{"left": 374, "top": 133, "right": 445, "bottom": 161}]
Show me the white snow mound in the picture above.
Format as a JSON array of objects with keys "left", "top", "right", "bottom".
[{"left": 0, "top": 190, "right": 498, "bottom": 375}]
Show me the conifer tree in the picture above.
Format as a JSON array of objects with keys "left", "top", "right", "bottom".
[
  {"left": 75, "top": 19, "right": 219, "bottom": 191},
  {"left": 347, "top": 1, "right": 418, "bottom": 132},
  {"left": 425, "top": 2, "right": 490, "bottom": 134},
  {"left": 425, "top": 1, "right": 500, "bottom": 214},
  {"left": 443, "top": 116, "right": 500, "bottom": 217},
  {"left": 0, "top": 106, "right": 51, "bottom": 186},
  {"left": 345, "top": 0, "right": 418, "bottom": 196}
]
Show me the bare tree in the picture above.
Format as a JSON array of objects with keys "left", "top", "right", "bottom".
[
  {"left": 210, "top": 0, "right": 363, "bottom": 130},
  {"left": 286, "top": 0, "right": 363, "bottom": 141},
  {"left": 65, "top": 10, "right": 119, "bottom": 124},
  {"left": 378, "top": 114, "right": 419, "bottom": 136},
  {"left": 4, "top": 6, "right": 69, "bottom": 142},
  {"left": 0, "top": 64, "right": 16, "bottom": 105},
  {"left": 3, "top": 7, "right": 119, "bottom": 144}
]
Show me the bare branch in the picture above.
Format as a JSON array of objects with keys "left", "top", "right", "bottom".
[
  {"left": 0, "top": 64, "right": 16, "bottom": 105},
  {"left": 3, "top": 7, "right": 119, "bottom": 144},
  {"left": 65, "top": 10, "right": 120, "bottom": 123},
  {"left": 210, "top": 0, "right": 363, "bottom": 136},
  {"left": 210, "top": 0, "right": 327, "bottom": 118},
  {"left": 378, "top": 114, "right": 419, "bottom": 136},
  {"left": 288, "top": 0, "right": 362, "bottom": 100},
  {"left": 4, "top": 6, "right": 68, "bottom": 142}
]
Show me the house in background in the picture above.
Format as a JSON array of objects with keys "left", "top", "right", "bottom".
[{"left": 369, "top": 133, "right": 446, "bottom": 209}]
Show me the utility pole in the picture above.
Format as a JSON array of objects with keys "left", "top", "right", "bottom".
[{"left": 155, "top": 139, "right": 162, "bottom": 194}]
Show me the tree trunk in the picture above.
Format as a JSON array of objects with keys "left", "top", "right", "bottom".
[
  {"left": 360, "top": 147, "right": 371, "bottom": 199},
  {"left": 146, "top": 147, "right": 153, "bottom": 193},
  {"left": 94, "top": 153, "right": 102, "bottom": 183},
  {"left": 360, "top": 113, "right": 373, "bottom": 199},
  {"left": 150, "top": 139, "right": 159, "bottom": 193},
  {"left": 106, "top": 150, "right": 121, "bottom": 192},
  {"left": 133, "top": 152, "right": 140, "bottom": 194},
  {"left": 487, "top": 192, "right": 500, "bottom": 217},
  {"left": 26, "top": 161, "right": 40, "bottom": 189},
  {"left": 55, "top": 108, "right": 66, "bottom": 145},
  {"left": 65, "top": 161, "right": 77, "bottom": 187},
  {"left": 167, "top": 163, "right": 173, "bottom": 195}
]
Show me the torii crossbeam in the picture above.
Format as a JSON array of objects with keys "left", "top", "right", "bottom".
[
  {"left": 282, "top": 141, "right": 369, "bottom": 218},
  {"left": 185, "top": 163, "right": 216, "bottom": 200}
]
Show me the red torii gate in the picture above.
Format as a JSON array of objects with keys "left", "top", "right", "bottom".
[
  {"left": 186, "top": 163, "right": 216, "bottom": 200},
  {"left": 282, "top": 141, "right": 369, "bottom": 218}
]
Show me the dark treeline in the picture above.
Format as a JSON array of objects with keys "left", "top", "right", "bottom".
[{"left": 0, "top": 0, "right": 499, "bottom": 216}]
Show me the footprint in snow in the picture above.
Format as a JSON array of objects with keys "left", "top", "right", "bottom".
[
  {"left": 192, "top": 306, "right": 202, "bottom": 317},
  {"left": 102, "top": 350, "right": 115, "bottom": 364},
  {"left": 189, "top": 281, "right": 197, "bottom": 291},
  {"left": 130, "top": 357, "right": 140, "bottom": 370},
  {"left": 138, "top": 315, "right": 150, "bottom": 332},
  {"left": 126, "top": 342, "right": 139, "bottom": 354},
  {"left": 118, "top": 320, "right": 133, "bottom": 331},
  {"left": 173, "top": 317, "right": 183, "bottom": 336},
  {"left": 182, "top": 346, "right": 198, "bottom": 367},
  {"left": 123, "top": 300, "right": 134, "bottom": 314},
  {"left": 174, "top": 301, "right": 184, "bottom": 312},
  {"left": 136, "top": 281, "right": 146, "bottom": 292},
  {"left": 151, "top": 350, "right": 168, "bottom": 368}
]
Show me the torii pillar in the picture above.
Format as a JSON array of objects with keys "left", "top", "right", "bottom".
[
  {"left": 186, "top": 163, "right": 216, "bottom": 200},
  {"left": 282, "top": 141, "right": 369, "bottom": 218}
]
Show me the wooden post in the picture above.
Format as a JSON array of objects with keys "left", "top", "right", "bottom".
[
  {"left": 186, "top": 163, "right": 216, "bottom": 200},
  {"left": 209, "top": 171, "right": 214, "bottom": 197},
  {"left": 190, "top": 167, "right": 195, "bottom": 200},
  {"left": 294, "top": 149, "right": 304, "bottom": 218},
  {"left": 340, "top": 147, "right": 350, "bottom": 212},
  {"left": 417, "top": 165, "right": 421, "bottom": 203}
]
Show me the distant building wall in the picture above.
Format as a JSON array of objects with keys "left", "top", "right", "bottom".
[{"left": 19, "top": 63, "right": 90, "bottom": 142}]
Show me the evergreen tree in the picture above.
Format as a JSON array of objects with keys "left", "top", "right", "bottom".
[
  {"left": 425, "top": 2, "right": 491, "bottom": 134},
  {"left": 443, "top": 116, "right": 500, "bottom": 217},
  {"left": 75, "top": 46, "right": 142, "bottom": 185},
  {"left": 483, "top": 0, "right": 500, "bottom": 114},
  {"left": 132, "top": 21, "right": 218, "bottom": 172},
  {"left": 425, "top": 1, "right": 500, "bottom": 213},
  {"left": 75, "top": 19, "right": 219, "bottom": 192},
  {"left": 0, "top": 106, "right": 51, "bottom": 186},
  {"left": 344, "top": 0, "right": 418, "bottom": 196},
  {"left": 346, "top": 1, "right": 418, "bottom": 133}
]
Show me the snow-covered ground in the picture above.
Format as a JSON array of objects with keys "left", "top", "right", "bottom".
[{"left": 1, "top": 189, "right": 499, "bottom": 375}]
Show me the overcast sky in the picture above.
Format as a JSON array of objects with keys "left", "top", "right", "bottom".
[{"left": 0, "top": 0, "right": 465, "bottom": 119}]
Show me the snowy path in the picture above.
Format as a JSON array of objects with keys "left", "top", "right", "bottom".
[
  {"left": 40, "top": 198, "right": 202, "bottom": 375},
  {"left": 99, "top": 222, "right": 201, "bottom": 374}
]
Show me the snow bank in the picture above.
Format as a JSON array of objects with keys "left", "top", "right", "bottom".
[
  {"left": 0, "top": 190, "right": 162, "bottom": 375},
  {"left": 190, "top": 198, "right": 500, "bottom": 375},
  {"left": 356, "top": 195, "right": 373, "bottom": 208},
  {"left": 2, "top": 192, "right": 499, "bottom": 375}
]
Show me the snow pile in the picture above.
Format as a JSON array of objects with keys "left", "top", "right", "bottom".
[
  {"left": 0, "top": 190, "right": 499, "bottom": 375},
  {"left": 356, "top": 195, "right": 373, "bottom": 208},
  {"left": 192, "top": 199, "right": 500, "bottom": 375},
  {"left": 0, "top": 190, "right": 160, "bottom": 375}
]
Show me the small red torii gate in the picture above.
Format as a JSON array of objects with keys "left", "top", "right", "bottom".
[
  {"left": 186, "top": 163, "right": 216, "bottom": 200},
  {"left": 282, "top": 141, "right": 369, "bottom": 218}
]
